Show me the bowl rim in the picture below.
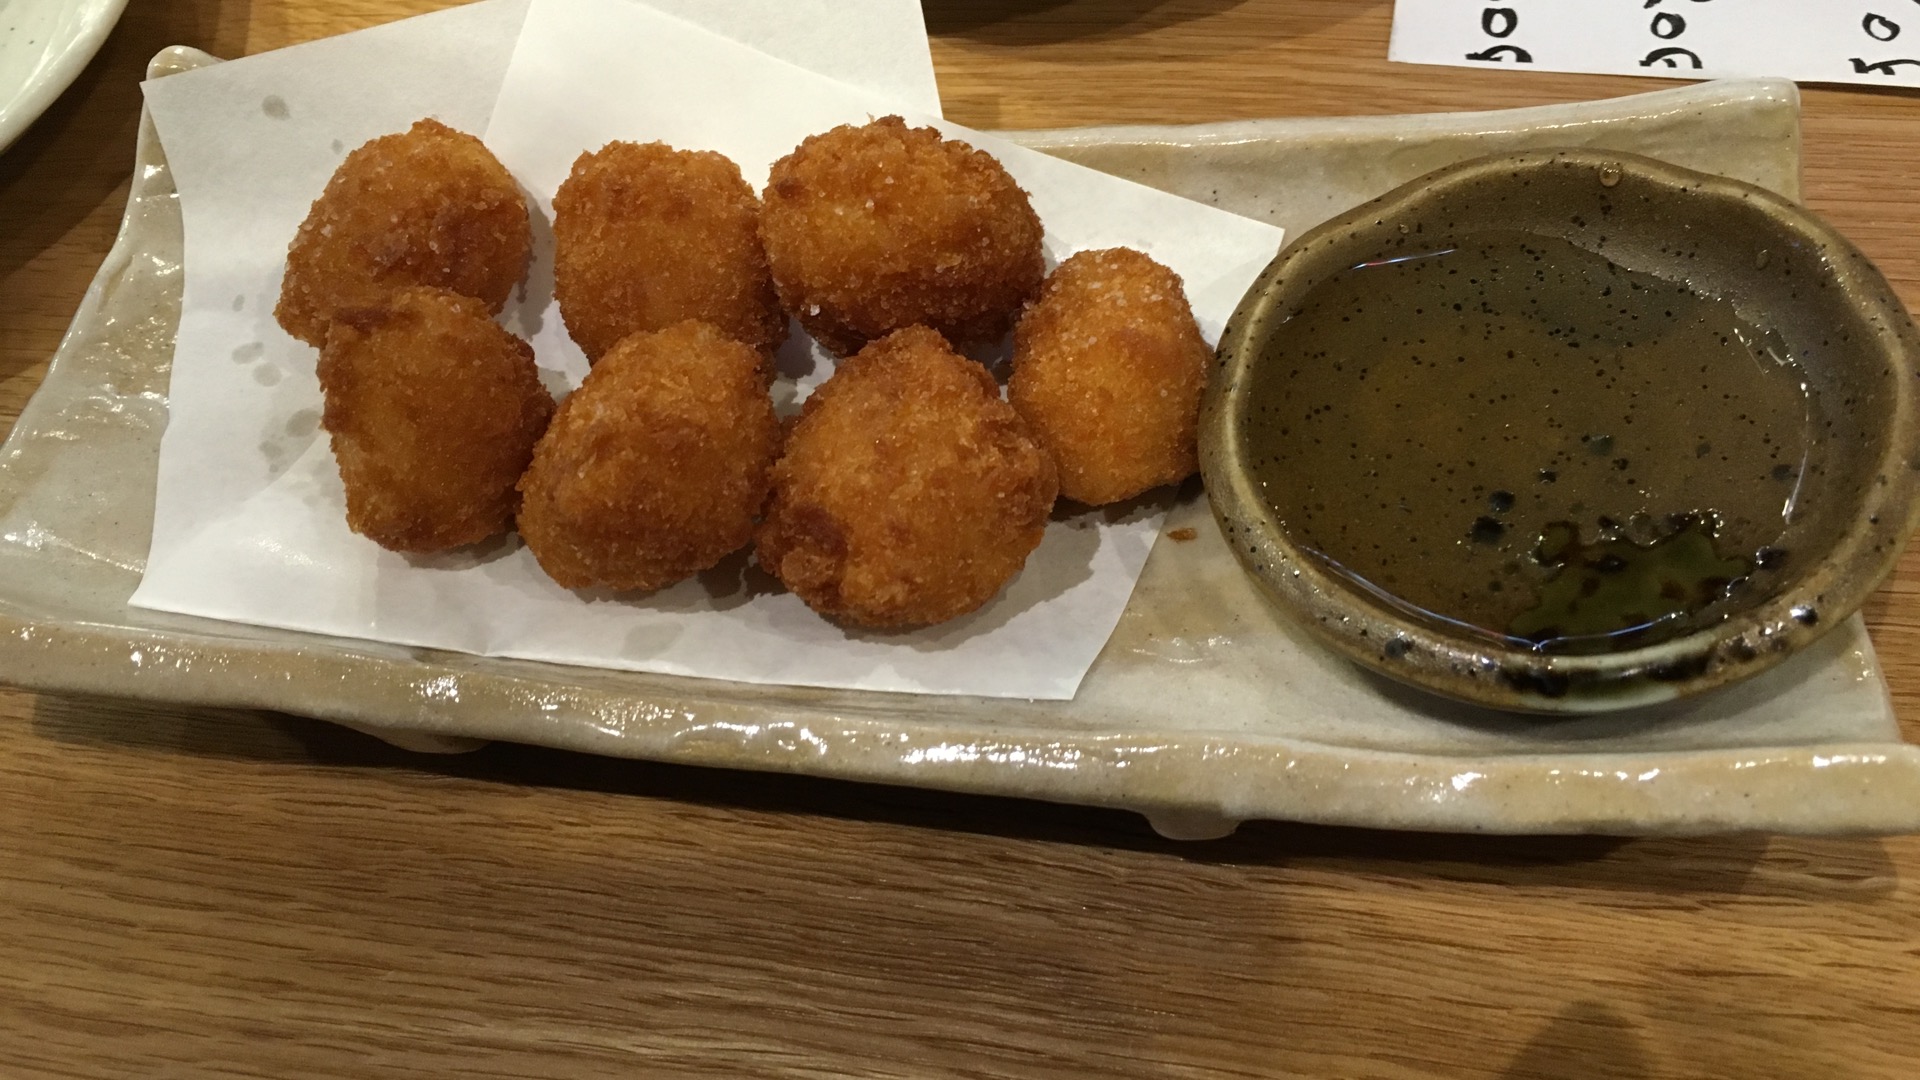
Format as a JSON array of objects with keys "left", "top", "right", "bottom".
[{"left": 1201, "top": 147, "right": 1920, "bottom": 713}]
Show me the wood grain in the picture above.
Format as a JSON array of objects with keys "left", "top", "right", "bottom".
[{"left": 3, "top": 2, "right": 1918, "bottom": 1077}]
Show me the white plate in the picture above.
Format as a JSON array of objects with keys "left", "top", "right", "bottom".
[
  {"left": 3, "top": 47, "right": 1917, "bottom": 840},
  {"left": 0, "top": 0, "right": 129, "bottom": 153}
]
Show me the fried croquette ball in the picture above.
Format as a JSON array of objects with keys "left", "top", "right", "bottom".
[
  {"left": 756, "top": 326, "right": 1058, "bottom": 627},
  {"left": 317, "top": 287, "right": 554, "bottom": 552},
  {"left": 1008, "top": 248, "right": 1211, "bottom": 506},
  {"left": 759, "top": 116, "right": 1044, "bottom": 357},
  {"left": 277, "top": 118, "right": 531, "bottom": 347},
  {"left": 516, "top": 321, "right": 780, "bottom": 592},
  {"left": 553, "top": 142, "right": 786, "bottom": 362}
]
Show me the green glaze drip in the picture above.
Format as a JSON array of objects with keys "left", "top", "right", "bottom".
[{"left": 1510, "top": 517, "right": 1754, "bottom": 653}]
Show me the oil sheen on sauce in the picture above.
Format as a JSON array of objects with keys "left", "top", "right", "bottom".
[{"left": 1244, "top": 230, "right": 1816, "bottom": 654}]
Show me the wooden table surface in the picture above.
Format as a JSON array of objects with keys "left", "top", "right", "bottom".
[{"left": 5, "top": 2, "right": 1920, "bottom": 1076}]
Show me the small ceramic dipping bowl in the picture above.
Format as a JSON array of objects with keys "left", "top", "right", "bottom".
[{"left": 1201, "top": 148, "right": 1920, "bottom": 713}]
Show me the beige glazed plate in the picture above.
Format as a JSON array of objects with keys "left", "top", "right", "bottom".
[{"left": 2, "top": 49, "right": 1917, "bottom": 839}]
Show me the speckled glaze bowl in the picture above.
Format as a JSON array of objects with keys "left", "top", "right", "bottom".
[{"left": 1202, "top": 149, "right": 1920, "bottom": 713}]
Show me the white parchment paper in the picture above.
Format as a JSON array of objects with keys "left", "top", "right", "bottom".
[{"left": 130, "top": 0, "right": 1285, "bottom": 699}]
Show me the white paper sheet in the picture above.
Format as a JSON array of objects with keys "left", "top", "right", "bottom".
[
  {"left": 1391, "top": 0, "right": 1920, "bottom": 88},
  {"left": 131, "top": 0, "right": 1285, "bottom": 699}
]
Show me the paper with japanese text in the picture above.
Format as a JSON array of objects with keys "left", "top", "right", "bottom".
[{"left": 1392, "top": 0, "right": 1920, "bottom": 88}]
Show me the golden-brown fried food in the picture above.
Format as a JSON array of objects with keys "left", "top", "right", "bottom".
[
  {"left": 517, "top": 321, "right": 780, "bottom": 591},
  {"left": 277, "top": 118, "right": 531, "bottom": 347},
  {"left": 757, "top": 325, "right": 1058, "bottom": 627},
  {"left": 554, "top": 142, "right": 786, "bottom": 362},
  {"left": 759, "top": 116, "right": 1044, "bottom": 357},
  {"left": 318, "top": 287, "right": 554, "bottom": 552},
  {"left": 1008, "top": 248, "right": 1210, "bottom": 505}
]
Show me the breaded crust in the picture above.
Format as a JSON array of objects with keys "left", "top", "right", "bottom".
[
  {"left": 277, "top": 118, "right": 531, "bottom": 347},
  {"left": 1008, "top": 247, "right": 1210, "bottom": 505},
  {"left": 517, "top": 320, "right": 781, "bottom": 592},
  {"left": 756, "top": 325, "right": 1058, "bottom": 627},
  {"left": 317, "top": 286, "right": 554, "bottom": 552},
  {"left": 554, "top": 141, "right": 786, "bottom": 362},
  {"left": 759, "top": 116, "right": 1044, "bottom": 357}
]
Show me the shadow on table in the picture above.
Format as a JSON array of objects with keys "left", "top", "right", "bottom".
[
  {"left": 922, "top": 0, "right": 1367, "bottom": 49},
  {"left": 0, "top": 0, "right": 252, "bottom": 371},
  {"left": 1501, "top": 1002, "right": 1653, "bottom": 1080},
  {"left": 29, "top": 693, "right": 1898, "bottom": 902}
]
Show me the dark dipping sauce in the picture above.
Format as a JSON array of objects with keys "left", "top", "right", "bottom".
[{"left": 1244, "top": 230, "right": 1817, "bottom": 654}]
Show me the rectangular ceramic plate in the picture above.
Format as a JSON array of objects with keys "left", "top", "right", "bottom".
[{"left": 4, "top": 48, "right": 1917, "bottom": 839}]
